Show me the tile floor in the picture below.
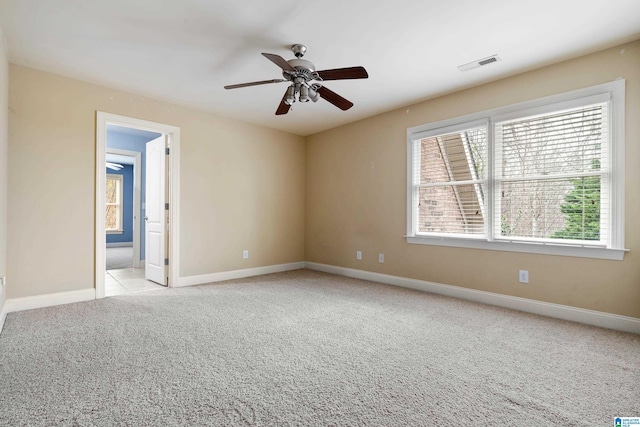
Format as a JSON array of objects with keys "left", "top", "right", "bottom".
[{"left": 105, "top": 267, "right": 166, "bottom": 297}]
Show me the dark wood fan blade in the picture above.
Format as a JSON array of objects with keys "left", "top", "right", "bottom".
[
  {"left": 275, "top": 90, "right": 291, "bottom": 115},
  {"left": 316, "top": 66, "right": 368, "bottom": 81},
  {"left": 224, "top": 79, "right": 286, "bottom": 89},
  {"left": 317, "top": 86, "right": 354, "bottom": 111},
  {"left": 262, "top": 53, "right": 296, "bottom": 72}
]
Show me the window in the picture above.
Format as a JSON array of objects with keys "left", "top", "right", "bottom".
[
  {"left": 406, "top": 80, "right": 626, "bottom": 260},
  {"left": 413, "top": 120, "right": 488, "bottom": 238},
  {"left": 106, "top": 174, "right": 124, "bottom": 234}
]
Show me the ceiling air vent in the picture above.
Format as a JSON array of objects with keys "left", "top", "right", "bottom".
[{"left": 458, "top": 54, "right": 501, "bottom": 72}]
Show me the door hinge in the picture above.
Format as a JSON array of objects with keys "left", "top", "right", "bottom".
[
  {"left": 164, "top": 258, "right": 169, "bottom": 266},
  {"left": 166, "top": 147, "right": 170, "bottom": 155},
  {"left": 165, "top": 203, "right": 169, "bottom": 210}
]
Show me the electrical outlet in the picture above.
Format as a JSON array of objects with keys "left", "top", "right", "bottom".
[
  {"left": 243, "top": 250, "right": 249, "bottom": 259},
  {"left": 356, "top": 251, "right": 362, "bottom": 260},
  {"left": 519, "top": 270, "right": 529, "bottom": 284},
  {"left": 378, "top": 253, "right": 384, "bottom": 263}
]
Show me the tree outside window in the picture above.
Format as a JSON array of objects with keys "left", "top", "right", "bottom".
[{"left": 106, "top": 174, "right": 123, "bottom": 233}]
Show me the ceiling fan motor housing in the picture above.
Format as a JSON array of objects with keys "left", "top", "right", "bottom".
[{"left": 283, "top": 58, "right": 316, "bottom": 81}]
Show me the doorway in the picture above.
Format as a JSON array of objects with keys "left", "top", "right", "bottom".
[
  {"left": 105, "top": 138, "right": 157, "bottom": 296},
  {"left": 96, "top": 112, "right": 181, "bottom": 299},
  {"left": 105, "top": 147, "right": 142, "bottom": 270}
]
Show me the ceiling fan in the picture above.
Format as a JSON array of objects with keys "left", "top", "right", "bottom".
[
  {"left": 224, "top": 44, "right": 368, "bottom": 115},
  {"left": 106, "top": 162, "right": 123, "bottom": 171}
]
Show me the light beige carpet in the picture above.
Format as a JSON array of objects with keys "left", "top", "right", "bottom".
[
  {"left": 0, "top": 269, "right": 638, "bottom": 425},
  {"left": 106, "top": 246, "right": 134, "bottom": 270}
]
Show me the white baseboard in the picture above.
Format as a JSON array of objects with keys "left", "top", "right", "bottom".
[
  {"left": 5, "top": 288, "right": 96, "bottom": 314},
  {"left": 305, "top": 262, "right": 640, "bottom": 335},
  {"left": 2, "top": 262, "right": 636, "bottom": 336},
  {"left": 178, "top": 262, "right": 306, "bottom": 288},
  {"left": 106, "top": 242, "right": 133, "bottom": 248},
  {"left": 0, "top": 296, "right": 6, "bottom": 334}
]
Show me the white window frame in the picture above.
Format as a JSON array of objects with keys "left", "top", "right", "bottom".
[
  {"left": 106, "top": 173, "right": 124, "bottom": 234},
  {"left": 406, "top": 80, "right": 627, "bottom": 260}
]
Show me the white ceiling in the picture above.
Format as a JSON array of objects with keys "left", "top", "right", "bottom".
[
  {"left": 106, "top": 153, "right": 134, "bottom": 166},
  {"left": 107, "top": 124, "right": 161, "bottom": 140},
  {"left": 1, "top": 0, "right": 639, "bottom": 136}
]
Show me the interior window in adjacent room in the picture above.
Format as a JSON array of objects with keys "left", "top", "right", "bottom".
[{"left": 106, "top": 173, "right": 124, "bottom": 234}]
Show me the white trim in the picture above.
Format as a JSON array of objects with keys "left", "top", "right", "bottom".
[
  {"left": 407, "top": 80, "right": 624, "bottom": 137},
  {"left": 490, "top": 92, "right": 611, "bottom": 123},
  {"left": 4, "top": 288, "right": 96, "bottom": 314},
  {"left": 2, "top": 263, "right": 637, "bottom": 336},
  {"left": 96, "top": 114, "right": 106, "bottom": 298},
  {"left": 96, "top": 112, "right": 181, "bottom": 299},
  {"left": 106, "top": 242, "right": 133, "bottom": 248},
  {"left": 406, "top": 236, "right": 627, "bottom": 260},
  {"left": 167, "top": 129, "right": 180, "bottom": 290},
  {"left": 177, "top": 262, "right": 306, "bottom": 288},
  {"left": 304, "top": 262, "right": 640, "bottom": 335},
  {"left": 106, "top": 147, "right": 142, "bottom": 268},
  {"left": 0, "top": 299, "right": 7, "bottom": 333},
  {"left": 410, "top": 118, "right": 489, "bottom": 141},
  {"left": 610, "top": 79, "right": 625, "bottom": 250}
]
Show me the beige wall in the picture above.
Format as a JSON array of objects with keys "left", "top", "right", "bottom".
[
  {"left": 8, "top": 65, "right": 305, "bottom": 299},
  {"left": 6, "top": 40, "right": 640, "bottom": 318},
  {"left": 0, "top": 24, "right": 8, "bottom": 310},
  {"left": 306, "top": 40, "right": 640, "bottom": 318}
]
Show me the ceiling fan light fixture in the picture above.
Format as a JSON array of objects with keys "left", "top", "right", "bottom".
[
  {"left": 299, "top": 85, "right": 310, "bottom": 103},
  {"left": 308, "top": 87, "right": 319, "bottom": 103},
  {"left": 284, "top": 85, "right": 296, "bottom": 105}
]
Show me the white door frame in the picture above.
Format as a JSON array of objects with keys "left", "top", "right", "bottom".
[
  {"left": 106, "top": 148, "right": 141, "bottom": 268},
  {"left": 96, "top": 112, "right": 181, "bottom": 298}
]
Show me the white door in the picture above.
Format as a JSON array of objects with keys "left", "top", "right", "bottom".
[{"left": 145, "top": 135, "right": 167, "bottom": 285}]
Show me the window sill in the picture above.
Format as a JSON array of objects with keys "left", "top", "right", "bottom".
[
  {"left": 106, "top": 230, "right": 124, "bottom": 235},
  {"left": 406, "top": 236, "right": 627, "bottom": 261}
]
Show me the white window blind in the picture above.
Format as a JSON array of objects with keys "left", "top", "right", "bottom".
[
  {"left": 414, "top": 126, "right": 487, "bottom": 237},
  {"left": 494, "top": 103, "right": 608, "bottom": 245}
]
